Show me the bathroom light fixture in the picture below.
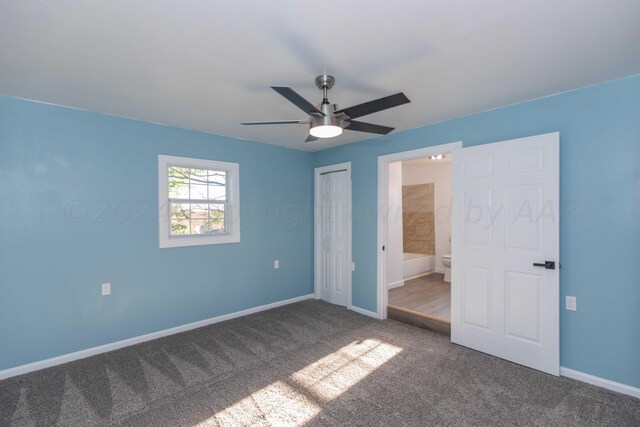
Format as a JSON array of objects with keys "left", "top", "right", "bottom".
[{"left": 429, "top": 154, "right": 446, "bottom": 160}]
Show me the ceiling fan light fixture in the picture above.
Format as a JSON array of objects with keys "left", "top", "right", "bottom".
[
  {"left": 310, "top": 124, "right": 343, "bottom": 138},
  {"left": 309, "top": 112, "right": 343, "bottom": 138}
]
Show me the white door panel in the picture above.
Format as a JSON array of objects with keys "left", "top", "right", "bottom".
[
  {"left": 318, "top": 169, "right": 350, "bottom": 306},
  {"left": 452, "top": 132, "right": 559, "bottom": 375}
]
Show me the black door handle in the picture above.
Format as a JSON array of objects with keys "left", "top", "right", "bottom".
[{"left": 533, "top": 261, "right": 555, "bottom": 270}]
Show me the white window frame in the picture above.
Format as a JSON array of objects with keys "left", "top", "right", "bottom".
[{"left": 158, "top": 154, "right": 240, "bottom": 248}]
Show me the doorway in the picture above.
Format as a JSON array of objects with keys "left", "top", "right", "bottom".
[
  {"left": 382, "top": 146, "right": 458, "bottom": 334},
  {"left": 378, "top": 133, "right": 560, "bottom": 376},
  {"left": 314, "top": 162, "right": 352, "bottom": 307},
  {"left": 377, "top": 142, "right": 462, "bottom": 320}
]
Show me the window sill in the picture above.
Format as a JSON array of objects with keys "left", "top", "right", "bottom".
[{"left": 159, "top": 232, "right": 240, "bottom": 249}]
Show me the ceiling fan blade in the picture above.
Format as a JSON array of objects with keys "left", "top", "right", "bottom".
[
  {"left": 271, "top": 86, "right": 324, "bottom": 117},
  {"left": 345, "top": 120, "right": 395, "bottom": 135},
  {"left": 240, "top": 120, "right": 309, "bottom": 125},
  {"left": 336, "top": 92, "right": 410, "bottom": 119},
  {"left": 305, "top": 134, "right": 319, "bottom": 143}
]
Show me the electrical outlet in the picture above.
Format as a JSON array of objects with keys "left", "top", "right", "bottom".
[
  {"left": 566, "top": 295, "right": 576, "bottom": 311},
  {"left": 102, "top": 282, "right": 111, "bottom": 296},
  {"left": 274, "top": 260, "right": 279, "bottom": 269},
  {"left": 351, "top": 262, "right": 355, "bottom": 271}
]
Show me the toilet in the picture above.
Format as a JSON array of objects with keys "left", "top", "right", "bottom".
[{"left": 442, "top": 254, "right": 451, "bottom": 283}]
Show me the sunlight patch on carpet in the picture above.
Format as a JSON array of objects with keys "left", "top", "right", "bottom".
[
  {"left": 195, "top": 339, "right": 402, "bottom": 426},
  {"left": 291, "top": 339, "right": 403, "bottom": 401},
  {"left": 196, "top": 381, "right": 320, "bottom": 426}
]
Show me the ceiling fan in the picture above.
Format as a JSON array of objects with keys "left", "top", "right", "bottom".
[{"left": 241, "top": 75, "right": 410, "bottom": 142}]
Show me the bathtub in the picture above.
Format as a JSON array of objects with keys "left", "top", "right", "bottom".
[{"left": 403, "top": 252, "right": 435, "bottom": 279}]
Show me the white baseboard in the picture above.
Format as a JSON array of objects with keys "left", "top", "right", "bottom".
[
  {"left": 560, "top": 367, "right": 640, "bottom": 399},
  {"left": 349, "top": 305, "right": 379, "bottom": 319},
  {"left": 0, "top": 293, "right": 314, "bottom": 380},
  {"left": 387, "top": 280, "right": 405, "bottom": 289}
]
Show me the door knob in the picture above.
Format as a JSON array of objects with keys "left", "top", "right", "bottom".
[{"left": 533, "top": 261, "right": 555, "bottom": 270}]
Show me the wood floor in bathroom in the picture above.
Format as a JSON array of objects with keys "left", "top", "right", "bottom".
[{"left": 388, "top": 273, "right": 451, "bottom": 322}]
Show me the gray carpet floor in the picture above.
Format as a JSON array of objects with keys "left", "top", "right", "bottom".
[{"left": 1, "top": 299, "right": 638, "bottom": 426}]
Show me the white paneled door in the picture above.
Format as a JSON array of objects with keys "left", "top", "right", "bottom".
[
  {"left": 451, "top": 132, "right": 560, "bottom": 375},
  {"left": 317, "top": 168, "right": 350, "bottom": 306}
]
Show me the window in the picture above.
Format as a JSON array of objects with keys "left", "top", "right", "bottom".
[{"left": 159, "top": 155, "right": 240, "bottom": 248}]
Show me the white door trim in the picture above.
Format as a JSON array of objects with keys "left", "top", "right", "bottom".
[
  {"left": 376, "top": 142, "right": 463, "bottom": 319},
  {"left": 314, "top": 162, "right": 352, "bottom": 309}
]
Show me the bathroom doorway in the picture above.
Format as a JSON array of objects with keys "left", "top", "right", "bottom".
[
  {"left": 388, "top": 156, "right": 452, "bottom": 332},
  {"left": 376, "top": 142, "right": 462, "bottom": 333},
  {"left": 377, "top": 134, "right": 560, "bottom": 374}
]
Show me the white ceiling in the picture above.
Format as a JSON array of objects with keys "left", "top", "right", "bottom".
[{"left": 1, "top": 1, "right": 639, "bottom": 152}]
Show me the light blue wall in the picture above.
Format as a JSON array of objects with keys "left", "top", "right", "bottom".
[
  {"left": 2, "top": 75, "right": 639, "bottom": 389},
  {"left": 315, "top": 74, "right": 640, "bottom": 387},
  {"left": 0, "top": 96, "right": 314, "bottom": 371}
]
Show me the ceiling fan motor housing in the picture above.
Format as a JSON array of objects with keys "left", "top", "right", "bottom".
[
  {"left": 310, "top": 103, "right": 343, "bottom": 131},
  {"left": 315, "top": 75, "right": 335, "bottom": 90}
]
